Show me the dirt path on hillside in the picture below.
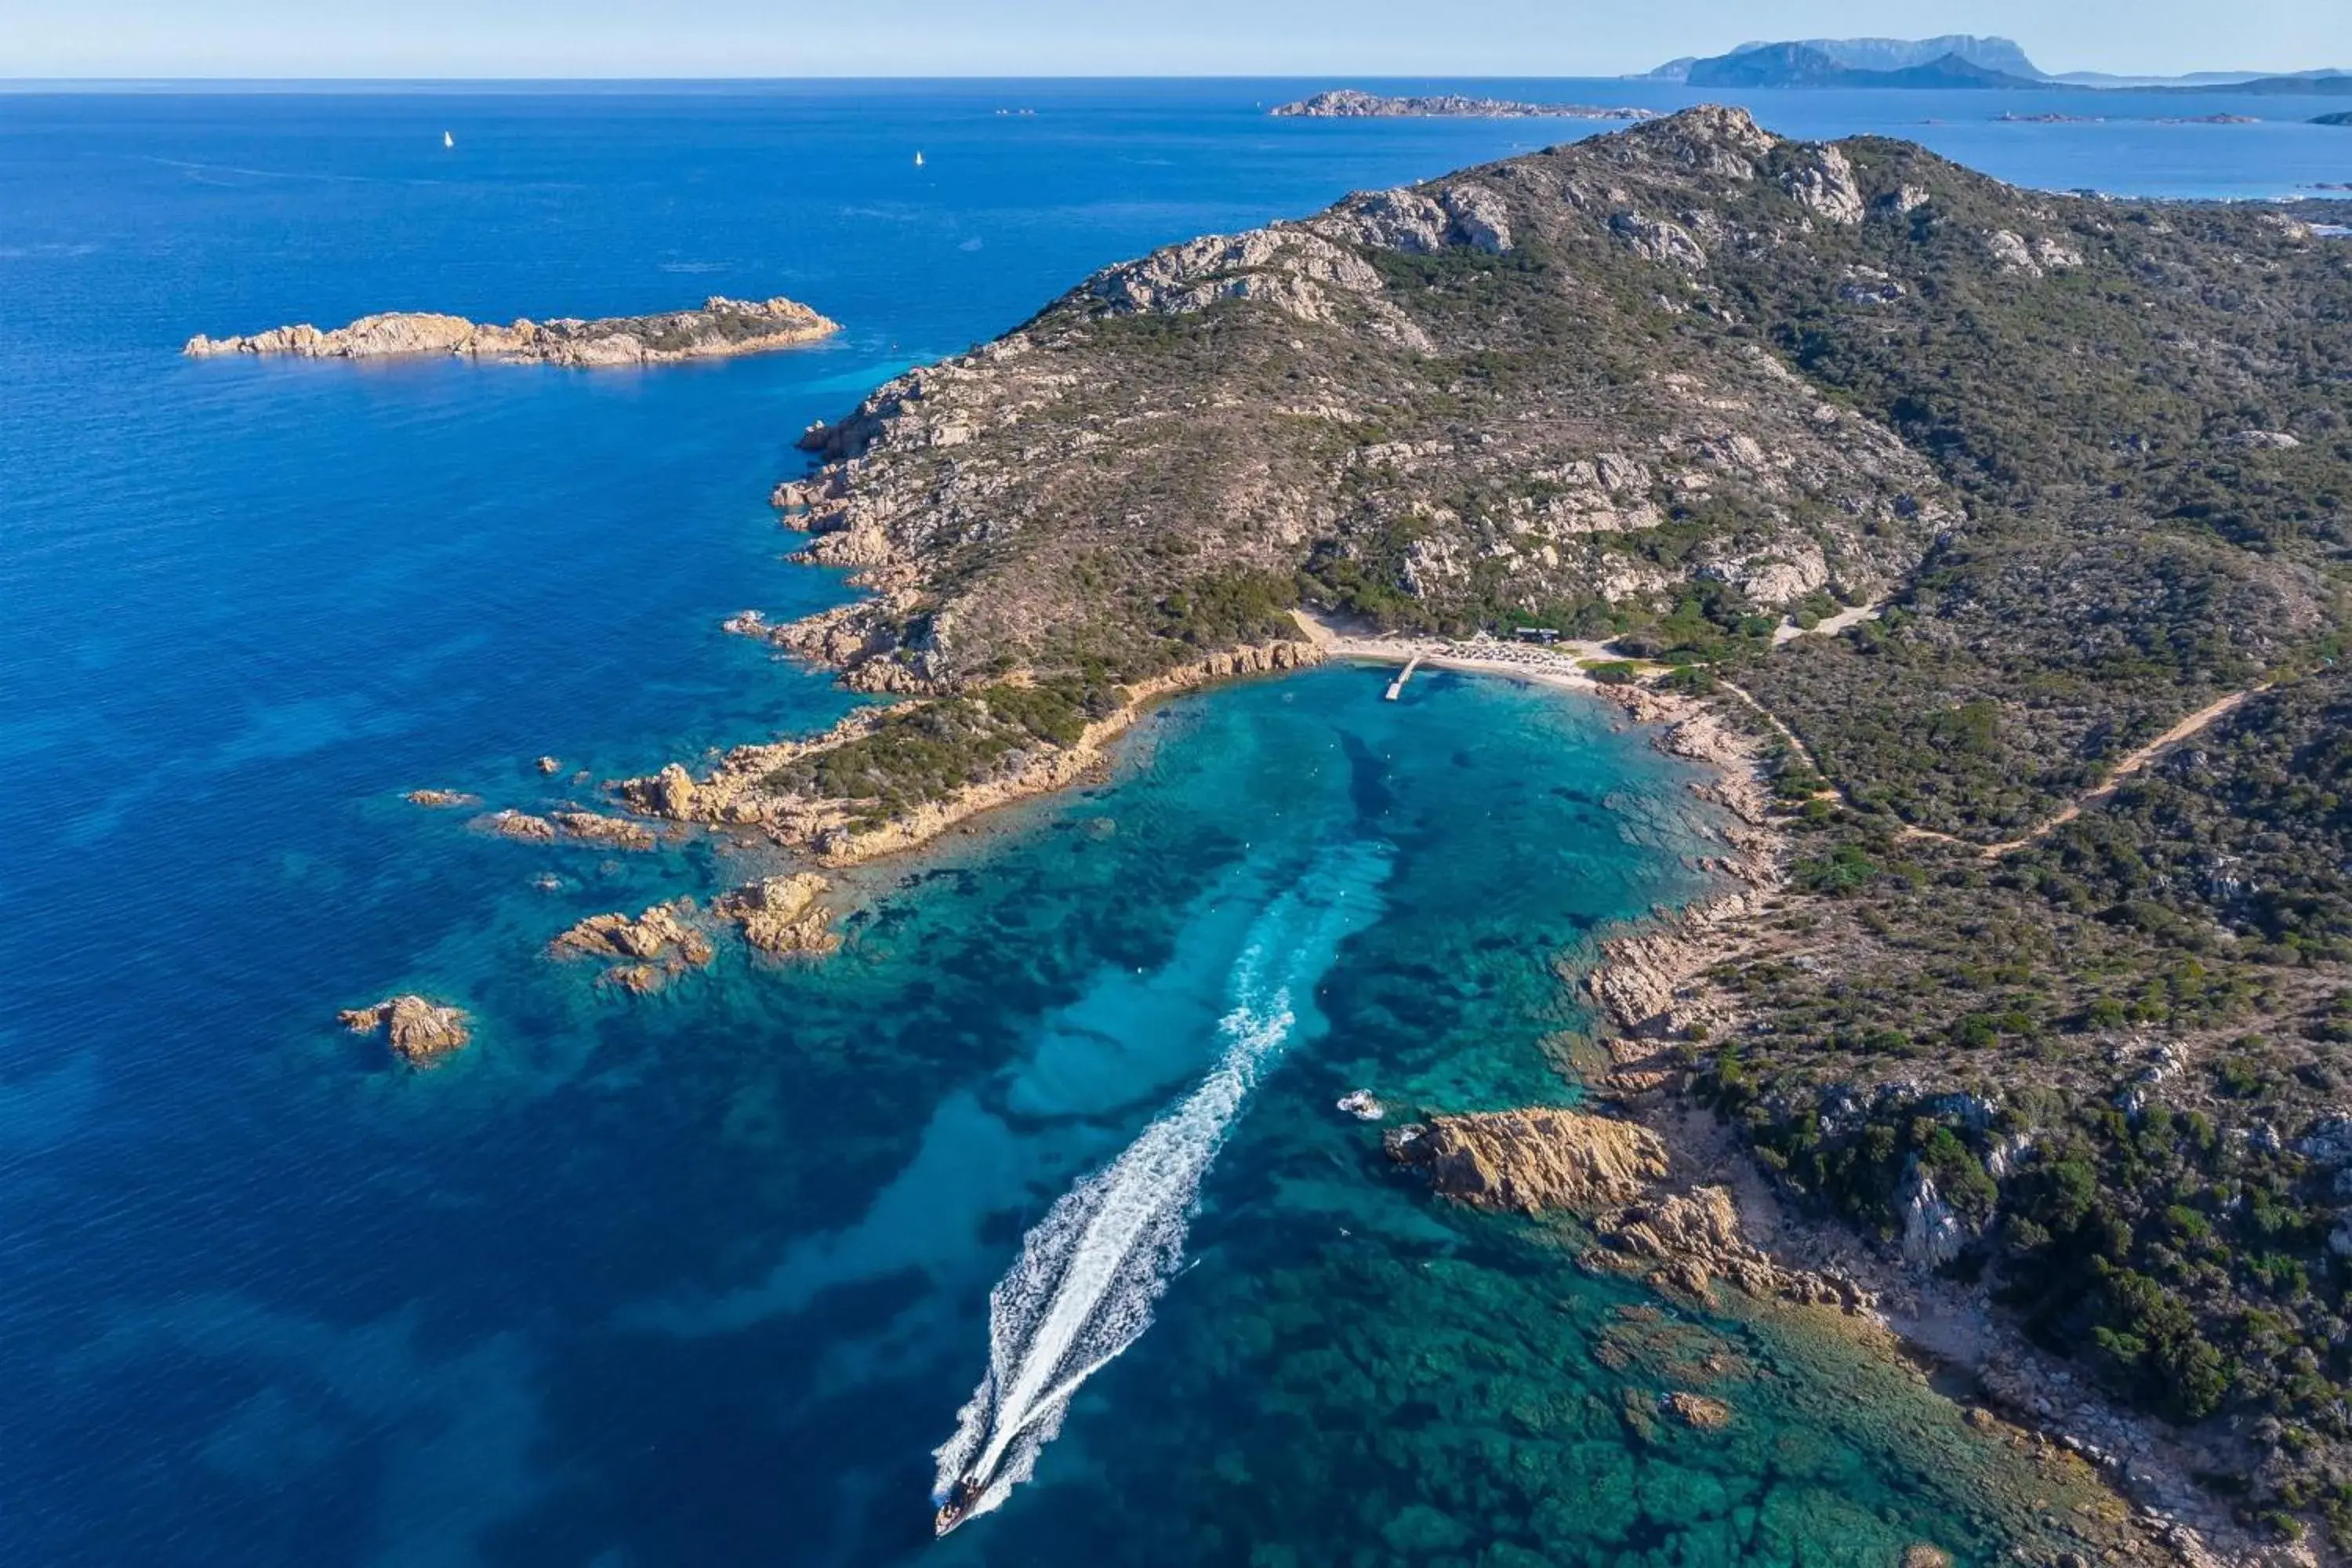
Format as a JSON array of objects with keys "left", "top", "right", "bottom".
[
  {"left": 1744, "top": 681, "right": 2269, "bottom": 860},
  {"left": 1963, "top": 685, "right": 2269, "bottom": 858}
]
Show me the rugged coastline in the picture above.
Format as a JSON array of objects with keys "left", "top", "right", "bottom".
[
  {"left": 184, "top": 295, "right": 839, "bottom": 366},
  {"left": 1314, "top": 615, "right": 2263, "bottom": 1563},
  {"left": 380, "top": 106, "right": 2352, "bottom": 1550},
  {"left": 614, "top": 637, "right": 1322, "bottom": 864}
]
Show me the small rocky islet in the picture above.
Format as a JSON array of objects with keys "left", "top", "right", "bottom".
[
  {"left": 337, "top": 994, "right": 471, "bottom": 1066},
  {"left": 184, "top": 294, "right": 838, "bottom": 366}
]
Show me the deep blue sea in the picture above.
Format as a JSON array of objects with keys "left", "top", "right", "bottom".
[{"left": 2, "top": 79, "right": 2344, "bottom": 1566}]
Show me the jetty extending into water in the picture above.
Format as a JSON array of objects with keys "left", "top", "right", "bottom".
[{"left": 1384, "top": 655, "right": 1422, "bottom": 701}]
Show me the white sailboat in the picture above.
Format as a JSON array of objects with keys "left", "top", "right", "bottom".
[
  {"left": 442, "top": 130, "right": 455, "bottom": 149},
  {"left": 913, "top": 150, "right": 924, "bottom": 167}
]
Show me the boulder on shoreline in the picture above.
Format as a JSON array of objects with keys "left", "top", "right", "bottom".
[
  {"left": 550, "top": 811, "right": 659, "bottom": 851},
  {"left": 1388, "top": 1106, "right": 1872, "bottom": 1312},
  {"left": 1383, "top": 1106, "right": 1667, "bottom": 1212},
  {"left": 339, "top": 994, "right": 471, "bottom": 1065},
  {"left": 184, "top": 296, "right": 839, "bottom": 367}
]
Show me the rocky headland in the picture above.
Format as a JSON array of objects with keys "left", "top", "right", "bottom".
[
  {"left": 183, "top": 296, "right": 838, "bottom": 366},
  {"left": 1270, "top": 89, "right": 1656, "bottom": 121},
  {"left": 614, "top": 638, "right": 1320, "bottom": 864},
  {"left": 338, "top": 994, "right": 471, "bottom": 1065}
]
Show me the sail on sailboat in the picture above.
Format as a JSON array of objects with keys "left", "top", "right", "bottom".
[
  {"left": 913, "top": 150, "right": 924, "bottom": 167},
  {"left": 442, "top": 131, "right": 455, "bottom": 149}
]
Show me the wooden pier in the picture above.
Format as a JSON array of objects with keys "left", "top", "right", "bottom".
[{"left": 1384, "top": 655, "right": 1421, "bottom": 702}]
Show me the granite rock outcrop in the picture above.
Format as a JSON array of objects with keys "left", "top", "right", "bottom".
[
  {"left": 1388, "top": 1106, "right": 1870, "bottom": 1312},
  {"left": 339, "top": 994, "right": 472, "bottom": 1065},
  {"left": 713, "top": 873, "right": 839, "bottom": 956},
  {"left": 549, "top": 898, "right": 713, "bottom": 994}
]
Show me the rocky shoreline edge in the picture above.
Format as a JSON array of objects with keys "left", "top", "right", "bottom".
[
  {"left": 612, "top": 636, "right": 1323, "bottom": 866},
  {"left": 1278, "top": 629, "right": 2243, "bottom": 1564},
  {"left": 1527, "top": 677, "right": 2274, "bottom": 1568}
]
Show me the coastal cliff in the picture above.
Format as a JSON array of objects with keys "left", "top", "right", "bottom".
[{"left": 184, "top": 295, "right": 838, "bottom": 365}]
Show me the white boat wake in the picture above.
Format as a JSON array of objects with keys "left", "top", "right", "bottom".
[{"left": 931, "top": 840, "right": 1391, "bottom": 1533}]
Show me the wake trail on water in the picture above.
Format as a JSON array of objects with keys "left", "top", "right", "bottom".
[{"left": 932, "top": 840, "right": 1392, "bottom": 1528}]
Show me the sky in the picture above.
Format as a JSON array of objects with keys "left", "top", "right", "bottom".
[{"left": 2, "top": 0, "right": 2347, "bottom": 80}]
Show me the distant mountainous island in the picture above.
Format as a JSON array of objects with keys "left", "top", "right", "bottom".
[
  {"left": 1643, "top": 34, "right": 2039, "bottom": 84},
  {"left": 2321, "top": 111, "right": 2352, "bottom": 125},
  {"left": 1643, "top": 35, "right": 2352, "bottom": 93},
  {"left": 1270, "top": 90, "right": 1653, "bottom": 121}
]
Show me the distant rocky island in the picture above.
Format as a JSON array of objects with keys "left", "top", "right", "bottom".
[
  {"left": 183, "top": 295, "right": 839, "bottom": 366},
  {"left": 1270, "top": 89, "right": 1653, "bottom": 121},
  {"left": 1644, "top": 34, "right": 2352, "bottom": 93},
  {"left": 2320, "top": 111, "right": 2352, "bottom": 125}
]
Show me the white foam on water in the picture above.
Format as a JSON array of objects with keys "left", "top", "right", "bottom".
[{"left": 931, "top": 840, "right": 1391, "bottom": 1524}]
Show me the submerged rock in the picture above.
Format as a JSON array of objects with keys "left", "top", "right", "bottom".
[
  {"left": 404, "top": 788, "right": 481, "bottom": 809},
  {"left": 1337, "top": 1088, "right": 1386, "bottom": 1121},
  {"left": 339, "top": 994, "right": 471, "bottom": 1065},
  {"left": 535, "top": 755, "right": 562, "bottom": 775},
  {"left": 1663, "top": 1390, "right": 1733, "bottom": 1429}
]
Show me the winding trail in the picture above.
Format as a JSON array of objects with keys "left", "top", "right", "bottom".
[
  {"left": 1733, "top": 679, "right": 2270, "bottom": 858},
  {"left": 1962, "top": 684, "right": 2269, "bottom": 858}
]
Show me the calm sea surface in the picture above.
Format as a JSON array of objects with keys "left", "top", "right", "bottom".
[{"left": 2, "top": 80, "right": 2343, "bottom": 1566}]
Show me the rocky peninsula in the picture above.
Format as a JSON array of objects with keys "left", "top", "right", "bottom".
[
  {"left": 1270, "top": 89, "right": 1656, "bottom": 121},
  {"left": 481, "top": 106, "right": 2352, "bottom": 1548},
  {"left": 183, "top": 295, "right": 838, "bottom": 366}
]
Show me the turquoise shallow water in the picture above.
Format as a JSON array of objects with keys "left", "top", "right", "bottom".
[{"left": 0, "top": 81, "right": 2244, "bottom": 1563}]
